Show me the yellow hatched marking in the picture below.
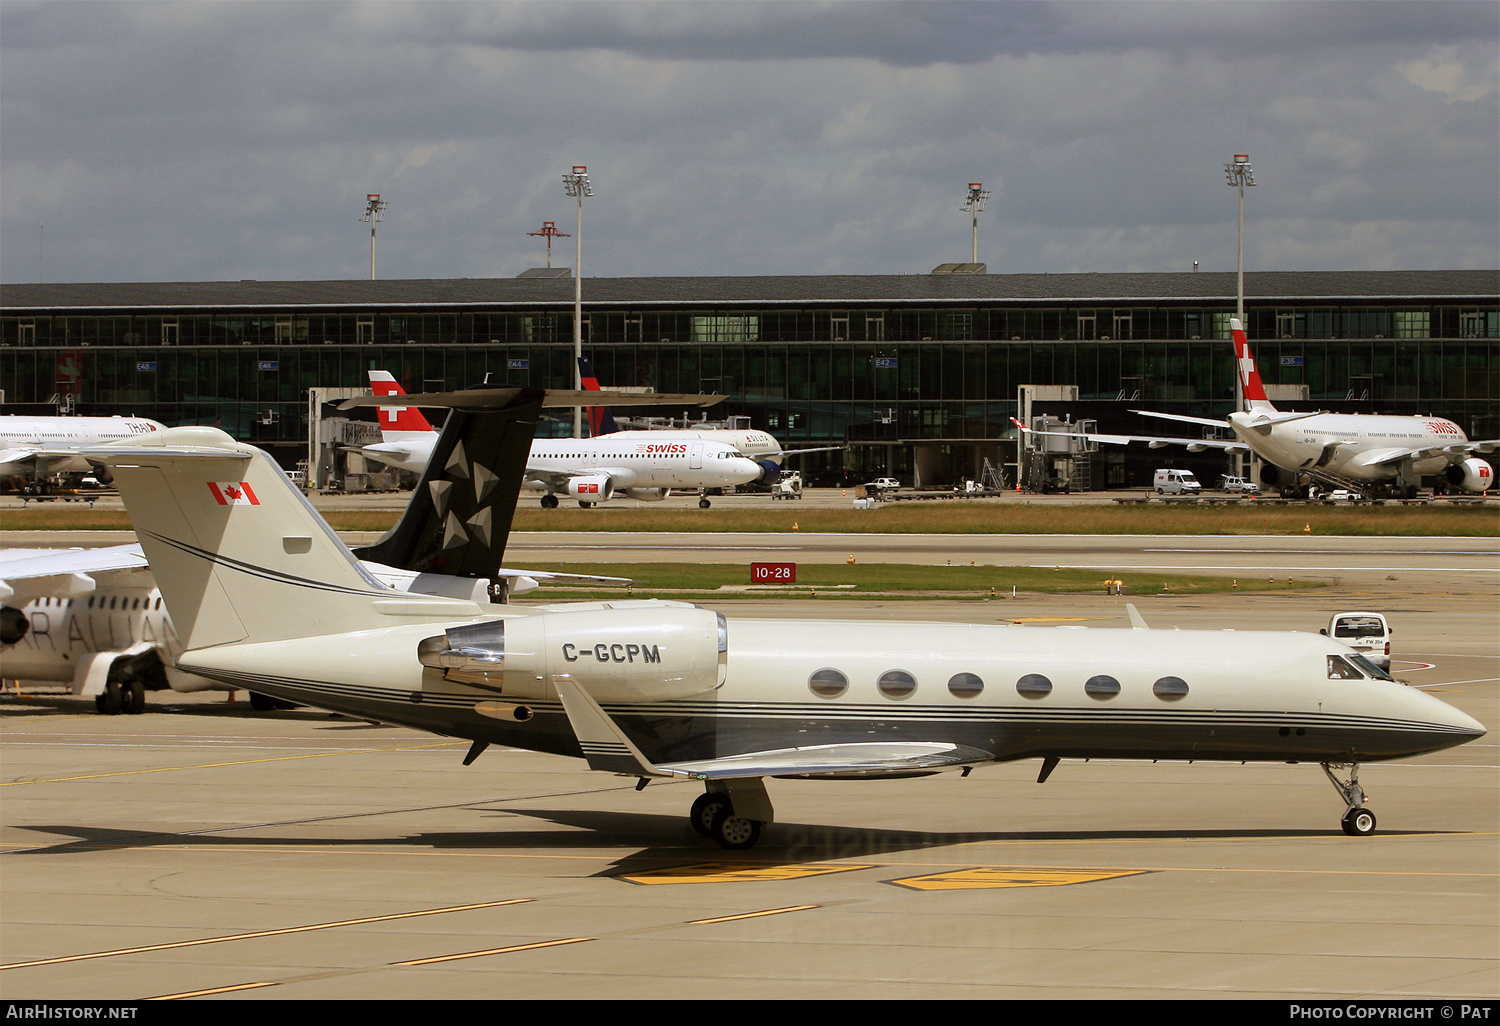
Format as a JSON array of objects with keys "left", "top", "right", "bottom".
[
  {"left": 892, "top": 866, "right": 1149, "bottom": 890},
  {"left": 622, "top": 861, "right": 873, "bottom": 884}
]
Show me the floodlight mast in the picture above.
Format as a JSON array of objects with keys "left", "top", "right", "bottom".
[
  {"left": 361, "top": 194, "right": 388, "bottom": 280},
  {"left": 562, "top": 166, "right": 593, "bottom": 438},
  {"left": 1225, "top": 154, "right": 1255, "bottom": 469},
  {"left": 1224, "top": 155, "right": 1255, "bottom": 324},
  {"left": 962, "top": 182, "right": 990, "bottom": 265}
]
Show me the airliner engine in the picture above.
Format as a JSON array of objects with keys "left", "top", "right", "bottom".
[
  {"left": 1446, "top": 457, "right": 1494, "bottom": 493},
  {"left": 565, "top": 475, "right": 612, "bottom": 501},
  {"left": 419, "top": 602, "right": 726, "bottom": 703}
]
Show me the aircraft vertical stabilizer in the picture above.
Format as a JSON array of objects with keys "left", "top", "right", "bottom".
[
  {"left": 1232, "top": 318, "right": 1278, "bottom": 414},
  {"left": 577, "top": 358, "right": 620, "bottom": 437},
  {"left": 85, "top": 428, "right": 443, "bottom": 650}
]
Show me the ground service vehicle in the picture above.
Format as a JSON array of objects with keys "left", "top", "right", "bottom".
[
  {"left": 1321, "top": 612, "right": 1392, "bottom": 671},
  {"left": 1153, "top": 469, "right": 1202, "bottom": 495}
]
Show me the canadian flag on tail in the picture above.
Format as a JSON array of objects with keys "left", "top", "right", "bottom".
[{"left": 208, "top": 481, "right": 260, "bottom": 506}]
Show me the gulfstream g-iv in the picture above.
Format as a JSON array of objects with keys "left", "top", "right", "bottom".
[{"left": 85, "top": 405, "right": 1485, "bottom": 849}]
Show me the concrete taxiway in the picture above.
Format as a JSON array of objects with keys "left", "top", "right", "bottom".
[{"left": 1, "top": 531, "right": 1496, "bottom": 1000}]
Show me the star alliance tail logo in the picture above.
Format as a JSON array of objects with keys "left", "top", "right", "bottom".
[{"left": 208, "top": 481, "right": 260, "bottom": 506}]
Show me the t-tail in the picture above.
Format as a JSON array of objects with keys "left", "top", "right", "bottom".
[
  {"left": 369, "top": 370, "right": 436, "bottom": 440},
  {"left": 1232, "top": 318, "right": 1278, "bottom": 415},
  {"left": 577, "top": 357, "right": 620, "bottom": 437},
  {"left": 84, "top": 427, "right": 475, "bottom": 653}
]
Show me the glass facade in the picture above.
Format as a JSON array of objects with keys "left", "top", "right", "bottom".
[{"left": 3, "top": 288, "right": 1497, "bottom": 480}]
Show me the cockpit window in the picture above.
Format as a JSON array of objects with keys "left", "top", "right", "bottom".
[
  {"left": 1327, "top": 655, "right": 1365, "bottom": 679},
  {"left": 1346, "top": 652, "right": 1395, "bottom": 682}
]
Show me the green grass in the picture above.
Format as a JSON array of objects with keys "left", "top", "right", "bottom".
[
  {"left": 532, "top": 561, "right": 1318, "bottom": 600},
  {"left": 4, "top": 497, "right": 1495, "bottom": 536}
]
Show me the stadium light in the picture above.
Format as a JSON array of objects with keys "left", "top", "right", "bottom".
[
  {"left": 361, "top": 194, "right": 388, "bottom": 280},
  {"left": 562, "top": 167, "right": 594, "bottom": 437},
  {"left": 961, "top": 182, "right": 991, "bottom": 265}
]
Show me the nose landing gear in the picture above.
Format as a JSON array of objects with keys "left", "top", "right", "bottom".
[{"left": 1323, "top": 762, "right": 1377, "bottom": 836}]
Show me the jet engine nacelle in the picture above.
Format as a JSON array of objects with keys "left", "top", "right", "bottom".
[
  {"left": 565, "top": 475, "right": 613, "bottom": 501},
  {"left": 418, "top": 602, "right": 726, "bottom": 704},
  {"left": 621, "top": 487, "right": 668, "bottom": 502},
  {"left": 1446, "top": 458, "right": 1493, "bottom": 493},
  {"left": 756, "top": 459, "right": 780, "bottom": 483},
  {"left": 1, "top": 606, "right": 29, "bottom": 645}
]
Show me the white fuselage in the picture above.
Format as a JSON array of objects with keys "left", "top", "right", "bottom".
[
  {"left": 1230, "top": 411, "right": 1466, "bottom": 483},
  {"left": 523, "top": 437, "right": 763, "bottom": 494},
  {"left": 175, "top": 611, "right": 1485, "bottom": 769},
  {"left": 601, "top": 428, "right": 784, "bottom": 463},
  {"left": 0, "top": 416, "right": 165, "bottom": 474}
]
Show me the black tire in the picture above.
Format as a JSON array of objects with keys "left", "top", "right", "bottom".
[
  {"left": 699, "top": 498, "right": 711, "bottom": 509},
  {"left": 123, "top": 678, "right": 146, "bottom": 715},
  {"left": 249, "top": 692, "right": 279, "bottom": 711},
  {"left": 1341, "top": 807, "right": 1377, "bottom": 837},
  {"left": 690, "top": 793, "right": 732, "bottom": 838},
  {"left": 710, "top": 805, "right": 762, "bottom": 850},
  {"left": 540, "top": 494, "right": 559, "bottom": 509},
  {"left": 96, "top": 679, "right": 122, "bottom": 715}
]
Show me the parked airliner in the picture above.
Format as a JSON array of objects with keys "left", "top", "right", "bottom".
[
  {"left": 1018, "top": 320, "right": 1497, "bottom": 497},
  {"left": 0, "top": 414, "right": 164, "bottom": 481},
  {"left": 352, "top": 372, "right": 766, "bottom": 507},
  {"left": 80, "top": 389, "right": 1486, "bottom": 849}
]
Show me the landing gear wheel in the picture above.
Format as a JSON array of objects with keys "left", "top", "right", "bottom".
[
  {"left": 698, "top": 498, "right": 711, "bottom": 509},
  {"left": 540, "top": 494, "right": 559, "bottom": 509},
  {"left": 578, "top": 500, "right": 594, "bottom": 508},
  {"left": 1341, "top": 807, "right": 1377, "bottom": 837},
  {"left": 709, "top": 805, "right": 762, "bottom": 850},
  {"left": 690, "top": 792, "right": 732, "bottom": 838},
  {"left": 95, "top": 679, "right": 122, "bottom": 715},
  {"left": 122, "top": 678, "right": 146, "bottom": 715}
]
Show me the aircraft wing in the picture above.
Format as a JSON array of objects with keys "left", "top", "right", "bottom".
[
  {"left": 0, "top": 447, "right": 96, "bottom": 475},
  {"left": 1132, "top": 410, "right": 1231, "bottom": 430},
  {"left": 1011, "top": 419, "right": 1250, "bottom": 454},
  {"left": 0, "top": 543, "right": 151, "bottom": 601},
  {"left": 763, "top": 444, "right": 847, "bottom": 458},
  {"left": 551, "top": 676, "right": 991, "bottom": 780},
  {"left": 341, "top": 388, "right": 726, "bottom": 413},
  {"left": 524, "top": 465, "right": 631, "bottom": 491}
]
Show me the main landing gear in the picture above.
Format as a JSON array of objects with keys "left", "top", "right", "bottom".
[
  {"left": 1322, "top": 762, "right": 1377, "bottom": 836},
  {"left": 689, "top": 786, "right": 768, "bottom": 850}
]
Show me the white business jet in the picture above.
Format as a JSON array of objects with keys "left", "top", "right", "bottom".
[
  {"left": 2, "top": 388, "right": 630, "bottom": 713},
  {"left": 1016, "top": 319, "right": 1497, "bottom": 498},
  {"left": 353, "top": 371, "right": 766, "bottom": 507},
  {"left": 81, "top": 399, "right": 1485, "bottom": 849}
]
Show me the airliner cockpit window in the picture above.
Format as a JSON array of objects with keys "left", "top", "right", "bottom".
[
  {"left": 1327, "top": 655, "right": 1365, "bottom": 679},
  {"left": 1346, "top": 652, "right": 1395, "bottom": 682}
]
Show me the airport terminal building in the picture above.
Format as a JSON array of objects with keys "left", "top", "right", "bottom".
[{"left": 2, "top": 268, "right": 1496, "bottom": 489}]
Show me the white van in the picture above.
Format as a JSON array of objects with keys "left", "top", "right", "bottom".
[
  {"left": 1153, "top": 469, "right": 1202, "bottom": 495},
  {"left": 1321, "top": 611, "right": 1392, "bottom": 671}
]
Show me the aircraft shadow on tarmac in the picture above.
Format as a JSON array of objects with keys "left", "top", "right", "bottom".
[{"left": 6, "top": 810, "right": 1460, "bottom": 873}]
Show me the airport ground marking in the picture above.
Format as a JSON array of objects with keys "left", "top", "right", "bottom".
[
  {"left": 0, "top": 898, "right": 533, "bottom": 971},
  {"left": 392, "top": 936, "right": 592, "bottom": 966},
  {"left": 621, "top": 861, "right": 872, "bottom": 884},
  {"left": 149, "top": 981, "right": 279, "bottom": 1000},
  {"left": 0, "top": 739, "right": 465, "bottom": 786},
  {"left": 688, "top": 905, "right": 821, "bottom": 924},
  {"left": 890, "top": 866, "right": 1151, "bottom": 890}
]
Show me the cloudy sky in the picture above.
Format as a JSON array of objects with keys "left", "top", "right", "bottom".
[{"left": 2, "top": 0, "right": 1496, "bottom": 284}]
